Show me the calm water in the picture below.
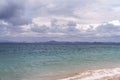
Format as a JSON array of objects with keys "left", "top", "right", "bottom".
[{"left": 0, "top": 43, "right": 120, "bottom": 80}]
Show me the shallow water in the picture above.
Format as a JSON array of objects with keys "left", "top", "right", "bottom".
[{"left": 0, "top": 43, "right": 120, "bottom": 80}]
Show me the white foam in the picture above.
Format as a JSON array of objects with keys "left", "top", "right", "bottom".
[{"left": 59, "top": 68, "right": 120, "bottom": 80}]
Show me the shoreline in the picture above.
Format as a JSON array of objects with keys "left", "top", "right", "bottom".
[
  {"left": 26, "top": 67, "right": 120, "bottom": 80},
  {"left": 58, "top": 68, "right": 120, "bottom": 80}
]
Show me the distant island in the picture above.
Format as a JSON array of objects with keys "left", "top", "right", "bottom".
[{"left": 0, "top": 40, "right": 120, "bottom": 45}]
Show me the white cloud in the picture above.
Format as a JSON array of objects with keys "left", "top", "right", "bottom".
[
  {"left": 32, "top": 17, "right": 51, "bottom": 27},
  {"left": 108, "top": 20, "right": 120, "bottom": 26}
]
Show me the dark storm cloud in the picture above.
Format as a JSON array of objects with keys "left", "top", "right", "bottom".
[
  {"left": 0, "top": 0, "right": 31, "bottom": 26},
  {"left": 0, "top": 2, "right": 20, "bottom": 19}
]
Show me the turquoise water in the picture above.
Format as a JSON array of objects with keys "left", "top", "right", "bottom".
[{"left": 0, "top": 43, "right": 120, "bottom": 80}]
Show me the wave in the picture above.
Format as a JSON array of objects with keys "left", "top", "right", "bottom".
[{"left": 58, "top": 68, "right": 120, "bottom": 80}]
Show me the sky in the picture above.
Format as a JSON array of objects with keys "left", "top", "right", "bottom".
[{"left": 0, "top": 0, "right": 120, "bottom": 42}]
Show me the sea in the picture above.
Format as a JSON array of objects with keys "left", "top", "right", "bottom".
[{"left": 0, "top": 43, "right": 120, "bottom": 80}]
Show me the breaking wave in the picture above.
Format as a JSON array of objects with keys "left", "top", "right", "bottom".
[{"left": 59, "top": 68, "right": 120, "bottom": 80}]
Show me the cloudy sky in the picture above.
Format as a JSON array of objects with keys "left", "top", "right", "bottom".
[{"left": 0, "top": 0, "right": 120, "bottom": 42}]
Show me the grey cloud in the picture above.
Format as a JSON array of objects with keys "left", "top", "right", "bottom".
[
  {"left": 0, "top": 20, "right": 25, "bottom": 37},
  {"left": 96, "top": 23, "right": 120, "bottom": 33},
  {"left": 7, "top": 16, "right": 31, "bottom": 26},
  {"left": 31, "top": 25, "right": 49, "bottom": 33},
  {"left": 28, "top": 0, "right": 97, "bottom": 17},
  {"left": 50, "top": 19, "right": 79, "bottom": 33},
  {"left": 67, "top": 21, "right": 77, "bottom": 27},
  {"left": 67, "top": 21, "right": 78, "bottom": 32},
  {"left": 7, "top": 26, "right": 24, "bottom": 33},
  {"left": 30, "top": 19, "right": 79, "bottom": 33},
  {"left": 50, "top": 19, "right": 63, "bottom": 32},
  {"left": 0, "top": 22, "right": 8, "bottom": 35}
]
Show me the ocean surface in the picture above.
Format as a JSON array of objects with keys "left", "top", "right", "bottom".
[{"left": 0, "top": 43, "right": 120, "bottom": 80}]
